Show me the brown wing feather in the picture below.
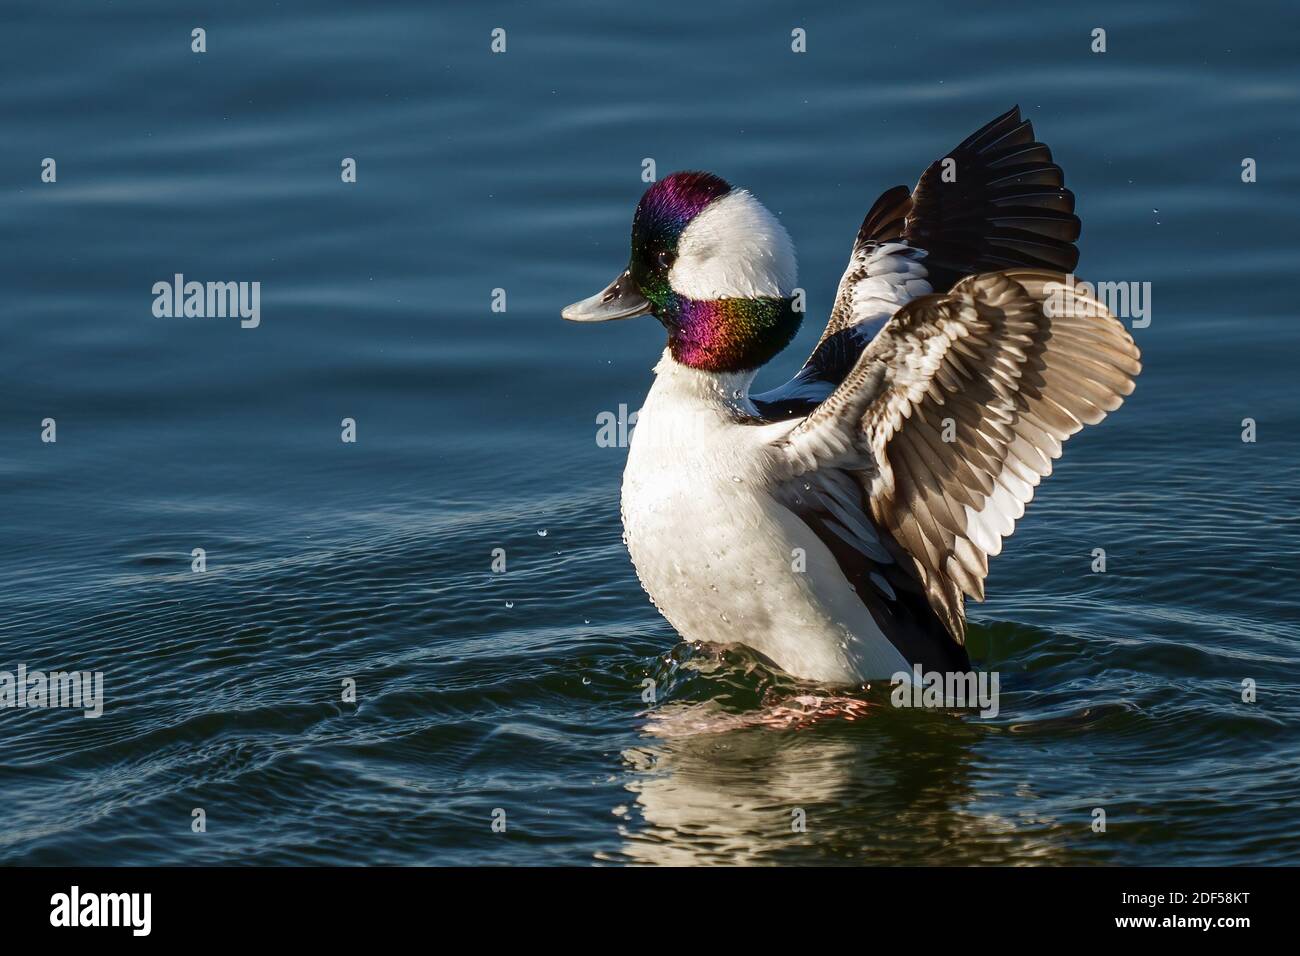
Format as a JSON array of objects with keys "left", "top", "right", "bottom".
[{"left": 782, "top": 269, "right": 1141, "bottom": 643}]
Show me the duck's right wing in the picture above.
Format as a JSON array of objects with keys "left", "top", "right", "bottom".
[
  {"left": 753, "top": 106, "right": 1081, "bottom": 421},
  {"left": 776, "top": 269, "right": 1141, "bottom": 644}
]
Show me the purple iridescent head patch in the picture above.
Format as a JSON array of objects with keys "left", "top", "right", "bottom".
[
  {"left": 633, "top": 172, "right": 732, "bottom": 247},
  {"left": 624, "top": 170, "right": 800, "bottom": 373}
]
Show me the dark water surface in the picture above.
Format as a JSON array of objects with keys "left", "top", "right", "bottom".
[{"left": 2, "top": 1, "right": 1298, "bottom": 864}]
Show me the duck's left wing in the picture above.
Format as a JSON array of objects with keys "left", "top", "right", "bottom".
[{"left": 776, "top": 269, "right": 1141, "bottom": 643}]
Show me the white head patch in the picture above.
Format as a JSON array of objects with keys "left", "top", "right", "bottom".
[{"left": 668, "top": 189, "right": 797, "bottom": 299}]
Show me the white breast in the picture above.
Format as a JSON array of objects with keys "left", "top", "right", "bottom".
[{"left": 620, "top": 351, "right": 909, "bottom": 684}]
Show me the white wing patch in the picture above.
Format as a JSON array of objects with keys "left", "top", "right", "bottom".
[{"left": 832, "top": 242, "right": 933, "bottom": 330}]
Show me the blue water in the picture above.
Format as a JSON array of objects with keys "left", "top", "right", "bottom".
[{"left": 2, "top": 0, "right": 1298, "bottom": 865}]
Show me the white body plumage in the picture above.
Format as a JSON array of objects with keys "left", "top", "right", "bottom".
[{"left": 621, "top": 351, "right": 909, "bottom": 684}]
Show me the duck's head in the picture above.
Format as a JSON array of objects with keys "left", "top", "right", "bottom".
[{"left": 563, "top": 171, "right": 800, "bottom": 374}]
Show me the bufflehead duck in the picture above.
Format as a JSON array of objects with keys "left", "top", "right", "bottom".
[{"left": 563, "top": 107, "right": 1140, "bottom": 685}]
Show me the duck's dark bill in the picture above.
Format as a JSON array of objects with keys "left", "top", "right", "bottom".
[{"left": 561, "top": 269, "right": 651, "bottom": 322}]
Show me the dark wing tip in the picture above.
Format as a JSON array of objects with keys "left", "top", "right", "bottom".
[
  {"left": 900, "top": 107, "right": 1081, "bottom": 290},
  {"left": 854, "top": 184, "right": 912, "bottom": 248}
]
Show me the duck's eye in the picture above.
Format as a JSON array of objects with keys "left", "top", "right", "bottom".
[{"left": 657, "top": 249, "right": 676, "bottom": 270}]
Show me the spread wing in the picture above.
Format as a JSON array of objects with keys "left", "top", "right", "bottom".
[
  {"left": 754, "top": 106, "right": 1080, "bottom": 421},
  {"left": 778, "top": 269, "right": 1141, "bottom": 642}
]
